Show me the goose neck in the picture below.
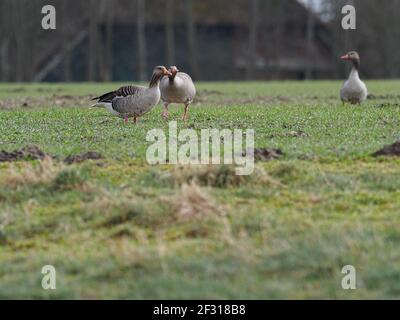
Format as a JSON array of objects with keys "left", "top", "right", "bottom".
[
  {"left": 352, "top": 59, "right": 360, "bottom": 71},
  {"left": 168, "top": 73, "right": 177, "bottom": 82},
  {"left": 149, "top": 73, "right": 163, "bottom": 88},
  {"left": 349, "top": 67, "right": 360, "bottom": 80}
]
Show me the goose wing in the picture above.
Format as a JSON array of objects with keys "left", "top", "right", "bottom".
[
  {"left": 176, "top": 72, "right": 194, "bottom": 83},
  {"left": 177, "top": 72, "right": 196, "bottom": 101},
  {"left": 92, "top": 85, "right": 141, "bottom": 103}
]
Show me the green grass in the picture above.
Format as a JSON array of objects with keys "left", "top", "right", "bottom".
[{"left": 0, "top": 81, "right": 400, "bottom": 299}]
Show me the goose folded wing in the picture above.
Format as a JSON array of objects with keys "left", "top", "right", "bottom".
[
  {"left": 92, "top": 85, "right": 141, "bottom": 103},
  {"left": 178, "top": 72, "right": 194, "bottom": 82}
]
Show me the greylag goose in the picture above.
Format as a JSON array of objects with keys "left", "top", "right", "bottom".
[
  {"left": 340, "top": 51, "right": 368, "bottom": 105},
  {"left": 160, "top": 66, "right": 196, "bottom": 121},
  {"left": 91, "top": 66, "right": 171, "bottom": 123}
]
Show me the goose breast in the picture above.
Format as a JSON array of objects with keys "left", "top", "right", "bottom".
[
  {"left": 340, "top": 70, "right": 368, "bottom": 104},
  {"left": 161, "top": 72, "right": 196, "bottom": 104}
]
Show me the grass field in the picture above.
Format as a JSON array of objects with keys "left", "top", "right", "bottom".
[{"left": 0, "top": 80, "right": 399, "bottom": 299}]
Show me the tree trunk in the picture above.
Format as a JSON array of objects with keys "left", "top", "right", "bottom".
[
  {"left": 102, "top": 0, "right": 114, "bottom": 82},
  {"left": 16, "top": 23, "right": 26, "bottom": 80},
  {"left": 0, "top": 38, "right": 10, "bottom": 81},
  {"left": 305, "top": 0, "right": 315, "bottom": 79},
  {"left": 25, "top": 0, "right": 36, "bottom": 81},
  {"left": 137, "top": 0, "right": 147, "bottom": 82},
  {"left": 0, "top": 0, "right": 11, "bottom": 81},
  {"left": 165, "top": 0, "right": 175, "bottom": 66},
  {"left": 12, "top": 0, "right": 25, "bottom": 81},
  {"left": 63, "top": 42, "right": 72, "bottom": 82},
  {"left": 247, "top": 0, "right": 259, "bottom": 80},
  {"left": 88, "top": 0, "right": 100, "bottom": 81},
  {"left": 385, "top": 0, "right": 399, "bottom": 78},
  {"left": 185, "top": 0, "right": 199, "bottom": 79},
  {"left": 63, "top": 0, "right": 72, "bottom": 81},
  {"left": 392, "top": 0, "right": 400, "bottom": 78}
]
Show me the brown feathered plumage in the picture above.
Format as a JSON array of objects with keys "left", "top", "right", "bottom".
[{"left": 92, "top": 86, "right": 141, "bottom": 103}]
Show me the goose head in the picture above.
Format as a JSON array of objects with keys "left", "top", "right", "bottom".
[
  {"left": 340, "top": 51, "right": 360, "bottom": 69},
  {"left": 168, "top": 66, "right": 179, "bottom": 80},
  {"left": 153, "top": 66, "right": 172, "bottom": 78},
  {"left": 150, "top": 66, "right": 171, "bottom": 87}
]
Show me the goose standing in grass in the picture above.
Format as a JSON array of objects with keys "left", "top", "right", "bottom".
[
  {"left": 160, "top": 66, "right": 196, "bottom": 121},
  {"left": 91, "top": 66, "right": 171, "bottom": 123},
  {"left": 340, "top": 51, "right": 368, "bottom": 105}
]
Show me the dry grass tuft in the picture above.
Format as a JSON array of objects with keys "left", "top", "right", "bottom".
[
  {"left": 172, "top": 183, "right": 225, "bottom": 221},
  {"left": 1, "top": 157, "right": 92, "bottom": 192},
  {"left": 85, "top": 189, "right": 159, "bottom": 229},
  {"left": 161, "top": 164, "right": 278, "bottom": 188},
  {"left": 1, "top": 156, "right": 63, "bottom": 188}
]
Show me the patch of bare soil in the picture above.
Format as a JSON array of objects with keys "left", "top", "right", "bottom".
[
  {"left": 36, "top": 87, "right": 64, "bottom": 93},
  {"left": 0, "top": 94, "right": 94, "bottom": 110},
  {"left": 374, "top": 102, "right": 400, "bottom": 108},
  {"left": 199, "top": 89, "right": 224, "bottom": 96},
  {"left": 194, "top": 89, "right": 224, "bottom": 103},
  {"left": 0, "top": 146, "right": 105, "bottom": 164},
  {"left": 367, "top": 94, "right": 400, "bottom": 100},
  {"left": 64, "top": 151, "right": 103, "bottom": 164},
  {"left": 0, "top": 145, "right": 48, "bottom": 162},
  {"left": 287, "top": 130, "right": 307, "bottom": 137},
  {"left": 245, "top": 148, "right": 284, "bottom": 161},
  {"left": 228, "top": 95, "right": 293, "bottom": 106},
  {"left": 0, "top": 87, "right": 26, "bottom": 93},
  {"left": 309, "top": 95, "right": 337, "bottom": 100},
  {"left": 372, "top": 141, "right": 400, "bottom": 157},
  {"left": 195, "top": 89, "right": 294, "bottom": 106}
]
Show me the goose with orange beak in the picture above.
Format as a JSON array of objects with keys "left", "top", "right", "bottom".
[
  {"left": 92, "top": 66, "right": 171, "bottom": 123},
  {"left": 340, "top": 51, "right": 368, "bottom": 105},
  {"left": 160, "top": 66, "right": 196, "bottom": 121}
]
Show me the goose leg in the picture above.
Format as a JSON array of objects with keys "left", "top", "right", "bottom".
[
  {"left": 133, "top": 117, "right": 138, "bottom": 124},
  {"left": 162, "top": 102, "right": 169, "bottom": 119},
  {"left": 182, "top": 103, "right": 190, "bottom": 121}
]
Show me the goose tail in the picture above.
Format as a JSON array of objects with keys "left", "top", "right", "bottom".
[{"left": 90, "top": 102, "right": 111, "bottom": 109}]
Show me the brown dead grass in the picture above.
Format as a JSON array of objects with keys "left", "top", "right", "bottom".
[
  {"left": 1, "top": 156, "right": 63, "bottom": 188},
  {"left": 162, "top": 164, "right": 278, "bottom": 188},
  {"left": 172, "top": 183, "right": 225, "bottom": 222},
  {"left": 80, "top": 182, "right": 226, "bottom": 240},
  {"left": 0, "top": 157, "right": 93, "bottom": 193}
]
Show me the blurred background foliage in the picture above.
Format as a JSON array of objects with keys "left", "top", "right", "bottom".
[{"left": 0, "top": 0, "right": 399, "bottom": 82}]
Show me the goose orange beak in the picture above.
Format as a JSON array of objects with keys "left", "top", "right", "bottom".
[
  {"left": 340, "top": 54, "right": 350, "bottom": 60},
  {"left": 163, "top": 69, "right": 172, "bottom": 76},
  {"left": 169, "top": 66, "right": 179, "bottom": 75}
]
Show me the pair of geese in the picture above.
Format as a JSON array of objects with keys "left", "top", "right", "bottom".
[
  {"left": 92, "top": 51, "right": 367, "bottom": 123},
  {"left": 92, "top": 66, "right": 195, "bottom": 123}
]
